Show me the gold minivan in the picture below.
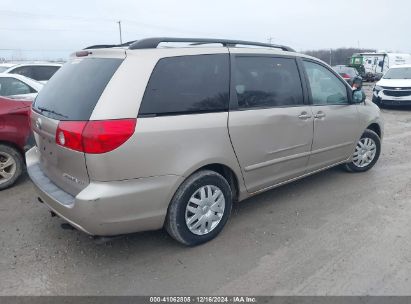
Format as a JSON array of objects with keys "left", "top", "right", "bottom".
[{"left": 26, "top": 38, "right": 383, "bottom": 245}]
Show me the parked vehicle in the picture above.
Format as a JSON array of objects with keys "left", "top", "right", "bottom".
[
  {"left": 332, "top": 65, "right": 361, "bottom": 85},
  {"left": 347, "top": 63, "right": 375, "bottom": 82},
  {"left": 26, "top": 38, "right": 383, "bottom": 246},
  {"left": 0, "top": 74, "right": 43, "bottom": 101},
  {"left": 1, "top": 63, "right": 62, "bottom": 83},
  {"left": 0, "top": 96, "right": 32, "bottom": 190},
  {"left": 372, "top": 65, "right": 411, "bottom": 106},
  {"left": 0, "top": 63, "right": 16, "bottom": 73},
  {"left": 350, "top": 52, "right": 411, "bottom": 81}
]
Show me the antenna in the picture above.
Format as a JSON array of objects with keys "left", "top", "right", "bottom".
[{"left": 117, "top": 21, "right": 123, "bottom": 44}]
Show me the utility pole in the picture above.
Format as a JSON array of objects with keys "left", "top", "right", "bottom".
[
  {"left": 329, "top": 49, "right": 332, "bottom": 66},
  {"left": 117, "top": 21, "right": 123, "bottom": 44},
  {"left": 267, "top": 37, "right": 273, "bottom": 44}
]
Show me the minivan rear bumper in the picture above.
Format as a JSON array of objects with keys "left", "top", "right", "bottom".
[{"left": 26, "top": 147, "right": 183, "bottom": 236}]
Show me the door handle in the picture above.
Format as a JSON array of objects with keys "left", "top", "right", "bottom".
[
  {"left": 314, "top": 111, "right": 326, "bottom": 119},
  {"left": 298, "top": 112, "right": 312, "bottom": 120}
]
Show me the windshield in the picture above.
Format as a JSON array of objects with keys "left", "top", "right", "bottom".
[
  {"left": 384, "top": 67, "right": 411, "bottom": 79},
  {"left": 33, "top": 57, "right": 123, "bottom": 121}
]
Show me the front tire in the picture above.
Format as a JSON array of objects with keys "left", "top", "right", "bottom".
[
  {"left": 165, "top": 170, "right": 232, "bottom": 246},
  {"left": 0, "top": 144, "right": 24, "bottom": 190},
  {"left": 344, "top": 129, "right": 381, "bottom": 172}
]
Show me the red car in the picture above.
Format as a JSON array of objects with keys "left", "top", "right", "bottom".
[{"left": 0, "top": 96, "right": 32, "bottom": 190}]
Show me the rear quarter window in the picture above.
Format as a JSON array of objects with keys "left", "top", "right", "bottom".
[
  {"left": 33, "top": 58, "right": 123, "bottom": 121},
  {"left": 139, "top": 54, "right": 229, "bottom": 116}
]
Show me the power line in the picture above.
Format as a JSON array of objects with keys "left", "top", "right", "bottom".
[
  {"left": 0, "top": 9, "right": 223, "bottom": 37},
  {"left": 0, "top": 48, "right": 74, "bottom": 52},
  {"left": 0, "top": 27, "right": 115, "bottom": 33},
  {"left": 0, "top": 9, "right": 116, "bottom": 23}
]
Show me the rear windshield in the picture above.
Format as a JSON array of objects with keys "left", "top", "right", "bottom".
[
  {"left": 33, "top": 58, "right": 123, "bottom": 120},
  {"left": 334, "top": 66, "right": 357, "bottom": 76},
  {"left": 343, "top": 68, "right": 357, "bottom": 77}
]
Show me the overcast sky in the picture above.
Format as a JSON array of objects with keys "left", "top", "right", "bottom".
[{"left": 1, "top": 0, "right": 410, "bottom": 60}]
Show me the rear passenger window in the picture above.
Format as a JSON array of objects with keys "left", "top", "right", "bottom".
[
  {"left": 139, "top": 54, "right": 229, "bottom": 116},
  {"left": 11, "top": 66, "right": 34, "bottom": 79},
  {"left": 32, "top": 66, "right": 60, "bottom": 81},
  {"left": 234, "top": 56, "right": 304, "bottom": 109}
]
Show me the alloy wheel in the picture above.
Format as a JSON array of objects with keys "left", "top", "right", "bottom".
[{"left": 0, "top": 152, "right": 16, "bottom": 185}]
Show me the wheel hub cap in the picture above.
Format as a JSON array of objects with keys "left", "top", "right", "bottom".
[
  {"left": 185, "top": 185, "right": 225, "bottom": 236},
  {"left": 352, "top": 137, "right": 377, "bottom": 168}
]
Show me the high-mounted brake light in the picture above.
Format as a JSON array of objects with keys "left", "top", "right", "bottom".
[
  {"left": 75, "top": 50, "right": 92, "bottom": 57},
  {"left": 56, "top": 119, "right": 136, "bottom": 154}
]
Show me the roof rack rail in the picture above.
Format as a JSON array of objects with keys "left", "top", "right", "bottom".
[
  {"left": 84, "top": 40, "right": 137, "bottom": 50},
  {"left": 128, "top": 37, "right": 295, "bottom": 52}
]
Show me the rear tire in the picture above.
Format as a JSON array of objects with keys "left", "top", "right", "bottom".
[
  {"left": 344, "top": 129, "right": 381, "bottom": 173},
  {"left": 0, "top": 144, "right": 24, "bottom": 190},
  {"left": 165, "top": 170, "right": 232, "bottom": 246}
]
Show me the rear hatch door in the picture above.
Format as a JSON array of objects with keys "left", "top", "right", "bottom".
[{"left": 31, "top": 51, "right": 125, "bottom": 196}]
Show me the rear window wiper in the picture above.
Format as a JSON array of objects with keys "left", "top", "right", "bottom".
[{"left": 37, "top": 106, "right": 68, "bottom": 119}]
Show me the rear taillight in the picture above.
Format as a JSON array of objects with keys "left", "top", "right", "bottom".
[
  {"left": 341, "top": 73, "right": 351, "bottom": 79},
  {"left": 56, "top": 119, "right": 136, "bottom": 154},
  {"left": 56, "top": 121, "right": 87, "bottom": 152},
  {"left": 82, "top": 119, "right": 136, "bottom": 154}
]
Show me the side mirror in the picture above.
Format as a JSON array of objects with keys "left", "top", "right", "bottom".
[{"left": 353, "top": 89, "right": 365, "bottom": 103}]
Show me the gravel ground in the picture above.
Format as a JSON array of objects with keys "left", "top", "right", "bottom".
[{"left": 0, "top": 83, "right": 411, "bottom": 295}]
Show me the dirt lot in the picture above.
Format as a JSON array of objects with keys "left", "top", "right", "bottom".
[{"left": 1, "top": 84, "right": 411, "bottom": 295}]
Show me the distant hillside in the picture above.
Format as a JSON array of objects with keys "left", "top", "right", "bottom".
[{"left": 303, "top": 48, "right": 376, "bottom": 66}]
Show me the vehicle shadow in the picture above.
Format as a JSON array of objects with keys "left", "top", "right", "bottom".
[
  {"left": 52, "top": 165, "right": 350, "bottom": 254},
  {"left": 14, "top": 171, "right": 30, "bottom": 187},
  {"left": 380, "top": 105, "right": 411, "bottom": 111}
]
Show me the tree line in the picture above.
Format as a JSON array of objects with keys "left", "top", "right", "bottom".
[{"left": 303, "top": 48, "right": 376, "bottom": 66}]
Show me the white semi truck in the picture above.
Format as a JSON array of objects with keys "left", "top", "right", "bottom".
[{"left": 349, "top": 52, "right": 411, "bottom": 80}]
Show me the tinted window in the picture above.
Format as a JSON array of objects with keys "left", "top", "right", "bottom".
[
  {"left": 234, "top": 56, "right": 304, "bottom": 108},
  {"left": 303, "top": 61, "right": 349, "bottom": 105},
  {"left": 33, "top": 58, "right": 123, "bottom": 120},
  {"left": 0, "top": 77, "right": 35, "bottom": 96},
  {"left": 139, "top": 54, "right": 229, "bottom": 115},
  {"left": 32, "top": 66, "right": 61, "bottom": 81},
  {"left": 11, "top": 66, "right": 34, "bottom": 79}
]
